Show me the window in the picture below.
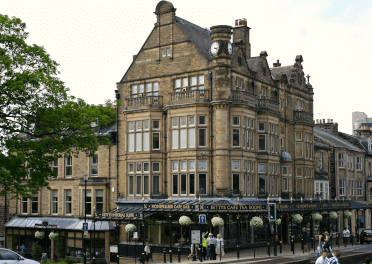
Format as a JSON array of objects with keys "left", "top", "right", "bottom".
[
  {"left": 259, "top": 176, "right": 266, "bottom": 194},
  {"left": 1, "top": 249, "right": 19, "bottom": 260},
  {"left": 350, "top": 155, "right": 354, "bottom": 170},
  {"left": 199, "top": 174, "right": 207, "bottom": 195},
  {"left": 232, "top": 161, "right": 240, "bottom": 171},
  {"left": 65, "top": 156, "right": 72, "bottom": 177},
  {"left": 174, "top": 75, "right": 204, "bottom": 92},
  {"left": 131, "top": 82, "right": 159, "bottom": 97},
  {"left": 65, "top": 190, "right": 72, "bottom": 214},
  {"left": 21, "top": 196, "right": 28, "bottom": 214},
  {"left": 282, "top": 166, "right": 287, "bottom": 175},
  {"left": 296, "top": 100, "right": 304, "bottom": 110},
  {"left": 357, "top": 157, "right": 362, "bottom": 170},
  {"left": 153, "top": 175, "right": 160, "bottom": 195},
  {"left": 172, "top": 116, "right": 199, "bottom": 149},
  {"left": 172, "top": 174, "right": 178, "bottom": 195},
  {"left": 128, "top": 119, "right": 158, "bottom": 152},
  {"left": 258, "top": 122, "right": 265, "bottom": 132},
  {"left": 232, "top": 129, "right": 240, "bottom": 147},
  {"left": 339, "top": 180, "right": 345, "bottom": 196},
  {"left": 172, "top": 161, "right": 178, "bottom": 171},
  {"left": 233, "top": 174, "right": 240, "bottom": 194},
  {"left": 51, "top": 190, "right": 58, "bottom": 214},
  {"left": 232, "top": 116, "right": 240, "bottom": 126},
  {"left": 261, "top": 87, "right": 267, "bottom": 97},
  {"left": 91, "top": 155, "right": 98, "bottom": 175},
  {"left": 339, "top": 153, "right": 344, "bottom": 168},
  {"left": 357, "top": 181, "right": 363, "bottom": 196},
  {"left": 282, "top": 178, "right": 288, "bottom": 191},
  {"left": 52, "top": 159, "right": 58, "bottom": 175},
  {"left": 198, "top": 160, "right": 207, "bottom": 170},
  {"left": 199, "top": 128, "right": 207, "bottom": 147},
  {"left": 258, "top": 163, "right": 266, "bottom": 173},
  {"left": 280, "top": 99, "right": 284, "bottom": 110},
  {"left": 235, "top": 77, "right": 243, "bottom": 89},
  {"left": 152, "top": 162, "right": 160, "bottom": 172},
  {"left": 259, "top": 135, "right": 266, "bottom": 151},
  {"left": 31, "top": 194, "right": 38, "bottom": 214},
  {"left": 281, "top": 137, "right": 285, "bottom": 148},
  {"left": 96, "top": 189, "right": 103, "bottom": 213},
  {"left": 84, "top": 189, "right": 92, "bottom": 215},
  {"left": 162, "top": 48, "right": 171, "bottom": 57},
  {"left": 28, "top": 168, "right": 33, "bottom": 179},
  {"left": 144, "top": 175, "right": 149, "bottom": 195},
  {"left": 349, "top": 180, "right": 354, "bottom": 196},
  {"left": 319, "top": 152, "right": 323, "bottom": 170}
]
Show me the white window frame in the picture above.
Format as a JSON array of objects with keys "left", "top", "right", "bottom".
[
  {"left": 339, "top": 180, "right": 345, "bottom": 196},
  {"left": 51, "top": 190, "right": 58, "bottom": 215},
  {"left": 357, "top": 156, "right": 362, "bottom": 170},
  {"left": 357, "top": 181, "right": 363, "bottom": 196},
  {"left": 339, "top": 153, "right": 345, "bottom": 168},
  {"left": 90, "top": 155, "right": 98, "bottom": 176},
  {"left": 65, "top": 156, "right": 72, "bottom": 177}
]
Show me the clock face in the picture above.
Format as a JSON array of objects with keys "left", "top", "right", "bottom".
[
  {"left": 210, "top": 42, "right": 219, "bottom": 55},
  {"left": 228, "top": 42, "right": 233, "bottom": 55}
]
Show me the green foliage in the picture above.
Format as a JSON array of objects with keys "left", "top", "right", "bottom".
[
  {"left": 31, "top": 241, "right": 42, "bottom": 260},
  {"left": 54, "top": 238, "right": 65, "bottom": 260},
  {"left": 0, "top": 14, "right": 117, "bottom": 197}
]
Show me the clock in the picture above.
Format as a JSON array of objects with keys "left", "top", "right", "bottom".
[
  {"left": 210, "top": 42, "right": 220, "bottom": 55},
  {"left": 228, "top": 42, "right": 233, "bottom": 55}
]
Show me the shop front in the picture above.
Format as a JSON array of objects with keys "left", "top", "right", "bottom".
[{"left": 4, "top": 217, "right": 115, "bottom": 262}]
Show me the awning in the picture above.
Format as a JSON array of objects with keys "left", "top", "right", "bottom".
[{"left": 5, "top": 217, "right": 115, "bottom": 231}]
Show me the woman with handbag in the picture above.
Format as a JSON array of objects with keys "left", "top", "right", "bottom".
[{"left": 323, "top": 231, "right": 331, "bottom": 254}]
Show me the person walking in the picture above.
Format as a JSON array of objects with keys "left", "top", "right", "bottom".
[
  {"left": 323, "top": 231, "right": 331, "bottom": 254},
  {"left": 327, "top": 250, "right": 341, "bottom": 264},
  {"left": 302, "top": 227, "right": 308, "bottom": 252},
  {"left": 206, "top": 233, "right": 212, "bottom": 260},
  {"left": 210, "top": 233, "right": 217, "bottom": 260},
  {"left": 343, "top": 227, "right": 350, "bottom": 246},
  {"left": 216, "top": 234, "right": 224, "bottom": 259},
  {"left": 144, "top": 242, "right": 150, "bottom": 263},
  {"left": 315, "top": 250, "right": 329, "bottom": 264},
  {"left": 202, "top": 232, "right": 207, "bottom": 260}
]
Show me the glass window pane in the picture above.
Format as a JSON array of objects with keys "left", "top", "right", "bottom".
[
  {"left": 198, "top": 160, "right": 207, "bottom": 170},
  {"left": 146, "top": 83, "right": 152, "bottom": 92},
  {"left": 181, "top": 174, "right": 187, "bottom": 194},
  {"left": 143, "top": 120, "right": 149, "bottom": 130},
  {"left": 189, "top": 174, "right": 195, "bottom": 194},
  {"left": 188, "top": 128, "right": 195, "bottom": 148},
  {"left": 180, "top": 129, "right": 187, "bottom": 148},
  {"left": 153, "top": 82, "right": 159, "bottom": 91},
  {"left": 136, "top": 121, "right": 142, "bottom": 131},
  {"left": 181, "top": 161, "right": 187, "bottom": 171},
  {"left": 188, "top": 116, "right": 195, "bottom": 126},
  {"left": 180, "top": 116, "right": 187, "bottom": 127},
  {"left": 199, "top": 128, "right": 206, "bottom": 147},
  {"left": 152, "top": 162, "right": 160, "bottom": 172},
  {"left": 128, "top": 134, "right": 134, "bottom": 151},
  {"left": 153, "top": 132, "right": 160, "bottom": 149},
  {"left": 173, "top": 175, "right": 178, "bottom": 194},
  {"left": 132, "top": 85, "right": 137, "bottom": 94},
  {"left": 190, "top": 76, "right": 197, "bottom": 86},
  {"left": 136, "top": 133, "right": 142, "bottom": 151},
  {"left": 139, "top": 84, "right": 144, "bottom": 93},
  {"left": 136, "top": 176, "right": 141, "bottom": 194},
  {"left": 199, "top": 174, "right": 206, "bottom": 195},
  {"left": 175, "top": 79, "right": 181, "bottom": 88},
  {"left": 172, "top": 130, "right": 178, "bottom": 149},
  {"left": 153, "top": 175, "right": 159, "bottom": 194},
  {"left": 144, "top": 175, "right": 149, "bottom": 195},
  {"left": 189, "top": 160, "right": 195, "bottom": 171},
  {"left": 182, "top": 78, "right": 188, "bottom": 87},
  {"left": 198, "top": 75, "right": 204, "bottom": 84},
  {"left": 172, "top": 117, "right": 178, "bottom": 127},
  {"left": 143, "top": 132, "right": 149, "bottom": 150}
]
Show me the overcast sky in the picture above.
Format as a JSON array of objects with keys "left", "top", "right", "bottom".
[{"left": 2, "top": 0, "right": 372, "bottom": 134}]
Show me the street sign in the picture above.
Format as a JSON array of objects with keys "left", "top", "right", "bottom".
[
  {"left": 199, "top": 214, "right": 206, "bottom": 224},
  {"left": 82, "top": 223, "right": 88, "bottom": 231}
]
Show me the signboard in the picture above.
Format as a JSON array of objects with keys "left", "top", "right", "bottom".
[
  {"left": 277, "top": 202, "right": 351, "bottom": 211},
  {"left": 199, "top": 214, "right": 206, "bottom": 224},
  {"left": 191, "top": 230, "right": 200, "bottom": 244},
  {"left": 144, "top": 203, "right": 266, "bottom": 211},
  {"left": 95, "top": 212, "right": 142, "bottom": 219},
  {"left": 133, "top": 232, "right": 138, "bottom": 239},
  {"left": 82, "top": 223, "right": 88, "bottom": 231}
]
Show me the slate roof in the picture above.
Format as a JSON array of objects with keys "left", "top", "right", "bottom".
[
  {"left": 246, "top": 57, "right": 261, "bottom": 72},
  {"left": 314, "top": 127, "right": 364, "bottom": 152},
  {"left": 314, "top": 141, "right": 332, "bottom": 150},
  {"left": 315, "top": 174, "right": 329, "bottom": 181},
  {"left": 176, "top": 16, "right": 212, "bottom": 60},
  {"left": 270, "top": 65, "right": 294, "bottom": 81}
]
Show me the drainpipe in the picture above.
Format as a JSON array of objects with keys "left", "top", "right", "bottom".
[
  {"left": 209, "top": 72, "right": 214, "bottom": 196},
  {"left": 163, "top": 111, "right": 168, "bottom": 196}
]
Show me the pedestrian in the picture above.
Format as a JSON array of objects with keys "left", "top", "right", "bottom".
[
  {"left": 210, "top": 233, "right": 217, "bottom": 260},
  {"left": 343, "top": 227, "right": 350, "bottom": 246},
  {"left": 315, "top": 250, "right": 328, "bottom": 264},
  {"left": 216, "top": 234, "right": 224, "bottom": 259},
  {"left": 202, "top": 232, "right": 207, "bottom": 260},
  {"left": 327, "top": 250, "right": 341, "bottom": 264},
  {"left": 323, "top": 231, "right": 331, "bottom": 254},
  {"left": 144, "top": 242, "right": 150, "bottom": 263},
  {"left": 318, "top": 231, "right": 325, "bottom": 252},
  {"left": 206, "top": 233, "right": 212, "bottom": 260},
  {"left": 302, "top": 227, "right": 308, "bottom": 252},
  {"left": 365, "top": 258, "right": 371, "bottom": 264},
  {"left": 41, "top": 253, "right": 48, "bottom": 263}
]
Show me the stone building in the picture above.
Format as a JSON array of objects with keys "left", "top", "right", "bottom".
[{"left": 4, "top": 124, "right": 119, "bottom": 261}]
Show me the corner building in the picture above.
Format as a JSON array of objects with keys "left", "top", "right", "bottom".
[{"left": 117, "top": 1, "right": 315, "bottom": 201}]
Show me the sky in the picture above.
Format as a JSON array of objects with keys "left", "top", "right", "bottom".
[{"left": 2, "top": 0, "right": 372, "bottom": 134}]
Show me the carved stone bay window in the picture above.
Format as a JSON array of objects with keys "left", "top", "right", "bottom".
[{"left": 131, "top": 82, "right": 159, "bottom": 97}]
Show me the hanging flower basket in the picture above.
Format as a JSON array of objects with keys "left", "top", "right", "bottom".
[
  {"left": 275, "top": 219, "right": 282, "bottom": 225},
  {"left": 344, "top": 210, "right": 352, "bottom": 219},
  {"left": 125, "top": 223, "right": 137, "bottom": 233},
  {"left": 250, "top": 216, "right": 263, "bottom": 228},
  {"left": 330, "top": 211, "right": 338, "bottom": 219},
  {"left": 35, "top": 231, "right": 45, "bottom": 239},
  {"left": 49, "top": 232, "right": 59, "bottom": 240},
  {"left": 211, "top": 216, "right": 224, "bottom": 227},
  {"left": 179, "top": 216, "right": 192, "bottom": 226},
  {"left": 292, "top": 214, "right": 303, "bottom": 224},
  {"left": 312, "top": 213, "right": 322, "bottom": 221}
]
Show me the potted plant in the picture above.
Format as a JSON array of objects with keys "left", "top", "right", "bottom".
[
  {"left": 292, "top": 214, "right": 303, "bottom": 224},
  {"left": 250, "top": 216, "right": 263, "bottom": 228},
  {"left": 179, "top": 216, "right": 192, "bottom": 226},
  {"left": 330, "top": 211, "right": 338, "bottom": 219},
  {"left": 125, "top": 223, "right": 137, "bottom": 233},
  {"left": 211, "top": 216, "right": 224, "bottom": 227},
  {"left": 312, "top": 213, "right": 322, "bottom": 221}
]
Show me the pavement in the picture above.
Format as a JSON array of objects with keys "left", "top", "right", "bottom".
[{"left": 143, "top": 242, "right": 371, "bottom": 264}]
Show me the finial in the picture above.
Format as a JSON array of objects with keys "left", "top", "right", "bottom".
[
  {"left": 267, "top": 197, "right": 269, "bottom": 204},
  {"left": 320, "top": 197, "right": 322, "bottom": 203},
  {"left": 169, "top": 196, "right": 172, "bottom": 203},
  {"left": 199, "top": 196, "right": 201, "bottom": 204},
  {"left": 310, "top": 197, "right": 312, "bottom": 203},
  {"left": 290, "top": 197, "right": 292, "bottom": 203},
  {"left": 301, "top": 197, "right": 303, "bottom": 203},
  {"left": 237, "top": 197, "right": 239, "bottom": 205},
  {"left": 279, "top": 197, "right": 281, "bottom": 204}
]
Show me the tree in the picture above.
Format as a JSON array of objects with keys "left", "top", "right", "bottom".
[{"left": 0, "top": 14, "right": 117, "bottom": 197}]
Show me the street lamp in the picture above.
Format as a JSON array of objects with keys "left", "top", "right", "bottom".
[{"left": 83, "top": 173, "right": 89, "bottom": 264}]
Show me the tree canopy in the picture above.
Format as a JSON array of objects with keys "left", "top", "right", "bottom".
[{"left": 0, "top": 14, "right": 117, "bottom": 197}]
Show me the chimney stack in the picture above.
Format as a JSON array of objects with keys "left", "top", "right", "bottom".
[{"left": 233, "top": 18, "right": 251, "bottom": 58}]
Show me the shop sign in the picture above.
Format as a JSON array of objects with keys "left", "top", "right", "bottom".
[
  {"left": 277, "top": 202, "right": 351, "bottom": 210},
  {"left": 144, "top": 203, "right": 267, "bottom": 211},
  {"left": 96, "top": 212, "right": 143, "bottom": 219}
]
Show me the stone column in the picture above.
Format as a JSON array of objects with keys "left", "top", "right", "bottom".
[
  {"left": 365, "top": 209, "right": 371, "bottom": 229},
  {"left": 51, "top": 239, "right": 54, "bottom": 262},
  {"left": 351, "top": 209, "right": 356, "bottom": 236},
  {"left": 105, "top": 231, "right": 110, "bottom": 263}
]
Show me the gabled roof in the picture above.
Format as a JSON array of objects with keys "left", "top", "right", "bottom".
[
  {"left": 246, "top": 57, "right": 261, "bottom": 72},
  {"left": 314, "top": 127, "right": 364, "bottom": 152},
  {"left": 270, "top": 65, "right": 294, "bottom": 81},
  {"left": 175, "top": 16, "right": 212, "bottom": 60}
]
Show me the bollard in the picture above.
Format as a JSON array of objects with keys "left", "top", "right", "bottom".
[
  {"left": 198, "top": 246, "right": 201, "bottom": 262},
  {"left": 170, "top": 249, "right": 172, "bottom": 263},
  {"left": 237, "top": 245, "right": 239, "bottom": 259},
  {"left": 291, "top": 239, "right": 295, "bottom": 255},
  {"left": 142, "top": 253, "right": 145, "bottom": 264},
  {"left": 200, "top": 245, "right": 203, "bottom": 262},
  {"left": 177, "top": 247, "right": 181, "bottom": 263},
  {"left": 302, "top": 238, "right": 304, "bottom": 254},
  {"left": 280, "top": 241, "right": 282, "bottom": 254},
  {"left": 267, "top": 243, "right": 270, "bottom": 256},
  {"left": 219, "top": 240, "right": 222, "bottom": 261},
  {"left": 253, "top": 243, "right": 256, "bottom": 258},
  {"left": 274, "top": 244, "right": 277, "bottom": 256},
  {"left": 163, "top": 248, "right": 167, "bottom": 263}
]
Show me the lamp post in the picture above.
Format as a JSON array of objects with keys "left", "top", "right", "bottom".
[{"left": 83, "top": 173, "right": 89, "bottom": 264}]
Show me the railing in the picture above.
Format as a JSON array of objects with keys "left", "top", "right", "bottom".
[
  {"left": 293, "top": 110, "right": 313, "bottom": 124},
  {"left": 126, "top": 96, "right": 162, "bottom": 110},
  {"left": 150, "top": 192, "right": 168, "bottom": 199},
  {"left": 257, "top": 192, "right": 268, "bottom": 198},
  {"left": 231, "top": 90, "right": 256, "bottom": 108},
  {"left": 196, "top": 189, "right": 243, "bottom": 198},
  {"left": 314, "top": 192, "right": 329, "bottom": 199},
  {"left": 292, "top": 193, "right": 305, "bottom": 199},
  {"left": 257, "top": 98, "right": 280, "bottom": 115},
  {"left": 169, "top": 90, "right": 210, "bottom": 104}
]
